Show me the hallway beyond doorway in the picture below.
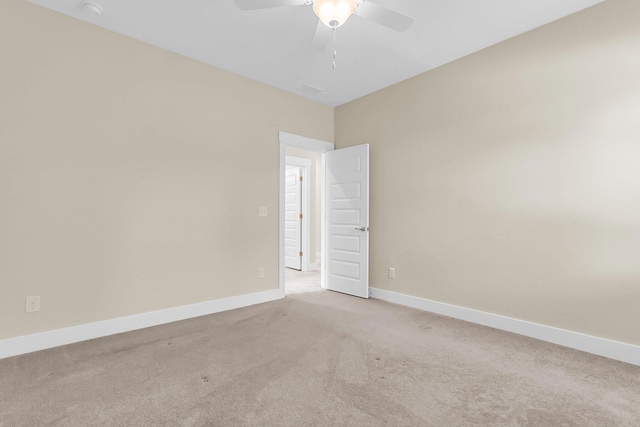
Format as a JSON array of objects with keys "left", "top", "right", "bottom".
[{"left": 285, "top": 268, "right": 321, "bottom": 295}]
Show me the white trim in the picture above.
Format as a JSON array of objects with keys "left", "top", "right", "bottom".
[
  {"left": 279, "top": 132, "right": 333, "bottom": 294},
  {"left": 286, "top": 156, "right": 312, "bottom": 272},
  {"left": 308, "top": 263, "right": 319, "bottom": 271},
  {"left": 370, "top": 287, "right": 640, "bottom": 367},
  {"left": 0, "top": 289, "right": 283, "bottom": 360}
]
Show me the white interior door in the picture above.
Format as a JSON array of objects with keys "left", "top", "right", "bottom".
[
  {"left": 284, "top": 166, "right": 302, "bottom": 270},
  {"left": 325, "top": 144, "right": 369, "bottom": 298}
]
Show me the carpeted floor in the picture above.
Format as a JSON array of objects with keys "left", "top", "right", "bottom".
[{"left": 1, "top": 270, "right": 639, "bottom": 426}]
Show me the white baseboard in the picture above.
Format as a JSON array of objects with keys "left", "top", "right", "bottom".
[
  {"left": 308, "top": 263, "right": 319, "bottom": 271},
  {"left": 370, "top": 287, "right": 640, "bottom": 367},
  {"left": 0, "top": 288, "right": 284, "bottom": 360}
]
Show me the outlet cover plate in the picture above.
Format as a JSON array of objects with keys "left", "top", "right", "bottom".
[{"left": 26, "top": 296, "right": 40, "bottom": 313}]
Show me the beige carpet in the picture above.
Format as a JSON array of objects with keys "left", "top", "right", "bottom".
[{"left": 1, "top": 270, "right": 639, "bottom": 426}]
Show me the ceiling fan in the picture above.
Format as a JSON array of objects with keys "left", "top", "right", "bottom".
[{"left": 235, "top": 0, "right": 415, "bottom": 50}]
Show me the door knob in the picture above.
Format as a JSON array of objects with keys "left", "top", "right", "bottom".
[{"left": 355, "top": 226, "right": 369, "bottom": 232}]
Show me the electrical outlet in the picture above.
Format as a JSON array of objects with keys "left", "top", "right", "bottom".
[
  {"left": 258, "top": 207, "right": 268, "bottom": 217},
  {"left": 25, "top": 296, "right": 40, "bottom": 313},
  {"left": 388, "top": 268, "right": 396, "bottom": 279},
  {"left": 258, "top": 267, "right": 265, "bottom": 278}
]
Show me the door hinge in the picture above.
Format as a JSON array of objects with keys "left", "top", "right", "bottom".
[
  {"left": 299, "top": 251, "right": 303, "bottom": 257},
  {"left": 299, "top": 176, "right": 303, "bottom": 181},
  {"left": 299, "top": 213, "right": 303, "bottom": 219}
]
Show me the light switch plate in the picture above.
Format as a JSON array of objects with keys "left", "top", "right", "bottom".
[{"left": 258, "top": 207, "right": 268, "bottom": 217}]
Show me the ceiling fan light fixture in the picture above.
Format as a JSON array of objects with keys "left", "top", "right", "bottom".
[{"left": 313, "top": 0, "right": 356, "bottom": 28}]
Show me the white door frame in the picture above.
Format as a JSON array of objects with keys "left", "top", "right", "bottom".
[
  {"left": 279, "top": 132, "right": 334, "bottom": 295},
  {"left": 285, "top": 156, "right": 311, "bottom": 271}
]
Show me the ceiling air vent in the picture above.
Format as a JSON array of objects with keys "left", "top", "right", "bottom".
[{"left": 297, "top": 84, "right": 323, "bottom": 96}]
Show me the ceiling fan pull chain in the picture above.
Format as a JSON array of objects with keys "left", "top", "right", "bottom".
[{"left": 332, "top": 27, "right": 337, "bottom": 70}]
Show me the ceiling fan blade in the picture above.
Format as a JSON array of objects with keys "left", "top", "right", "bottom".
[
  {"left": 234, "top": 0, "right": 307, "bottom": 11},
  {"left": 312, "top": 19, "right": 332, "bottom": 50},
  {"left": 354, "top": 1, "right": 414, "bottom": 32}
]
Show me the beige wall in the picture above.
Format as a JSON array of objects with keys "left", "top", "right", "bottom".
[
  {"left": 335, "top": 0, "right": 640, "bottom": 346},
  {"left": 0, "top": 0, "right": 333, "bottom": 340}
]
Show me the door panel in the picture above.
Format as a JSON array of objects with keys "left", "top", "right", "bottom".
[
  {"left": 284, "top": 167, "right": 302, "bottom": 270},
  {"left": 325, "top": 144, "right": 369, "bottom": 298}
]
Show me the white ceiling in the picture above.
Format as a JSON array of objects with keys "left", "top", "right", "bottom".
[{"left": 27, "top": 0, "right": 604, "bottom": 107}]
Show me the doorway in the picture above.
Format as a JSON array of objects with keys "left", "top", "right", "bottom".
[
  {"left": 279, "top": 132, "right": 370, "bottom": 298},
  {"left": 285, "top": 154, "right": 320, "bottom": 294},
  {"left": 279, "top": 132, "right": 333, "bottom": 295}
]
